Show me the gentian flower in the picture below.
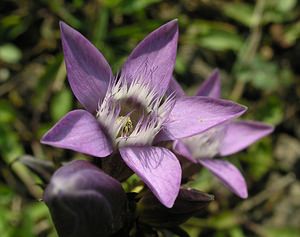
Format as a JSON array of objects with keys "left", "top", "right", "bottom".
[
  {"left": 41, "top": 21, "right": 247, "bottom": 207},
  {"left": 171, "top": 69, "right": 274, "bottom": 198},
  {"left": 44, "top": 160, "right": 127, "bottom": 237}
]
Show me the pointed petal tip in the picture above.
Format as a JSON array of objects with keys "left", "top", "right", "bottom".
[
  {"left": 213, "top": 68, "right": 220, "bottom": 73},
  {"left": 165, "top": 19, "right": 179, "bottom": 34},
  {"left": 232, "top": 103, "right": 248, "bottom": 119},
  {"left": 196, "top": 68, "right": 221, "bottom": 98},
  {"left": 119, "top": 146, "right": 181, "bottom": 208},
  {"left": 219, "top": 120, "right": 274, "bottom": 156},
  {"left": 210, "top": 68, "right": 220, "bottom": 78},
  {"left": 238, "top": 104, "right": 248, "bottom": 115},
  {"left": 40, "top": 128, "right": 58, "bottom": 145},
  {"left": 40, "top": 133, "right": 50, "bottom": 145},
  {"left": 59, "top": 21, "right": 72, "bottom": 35},
  {"left": 261, "top": 123, "right": 275, "bottom": 134},
  {"left": 199, "top": 159, "right": 248, "bottom": 199},
  {"left": 166, "top": 18, "right": 178, "bottom": 27},
  {"left": 214, "top": 98, "right": 248, "bottom": 118},
  {"left": 253, "top": 122, "right": 274, "bottom": 136},
  {"left": 121, "top": 18, "right": 179, "bottom": 95},
  {"left": 239, "top": 190, "right": 248, "bottom": 199},
  {"left": 164, "top": 199, "right": 176, "bottom": 208},
  {"left": 59, "top": 20, "right": 66, "bottom": 29}
]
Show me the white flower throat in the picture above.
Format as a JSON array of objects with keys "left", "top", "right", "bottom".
[
  {"left": 183, "top": 126, "right": 226, "bottom": 159},
  {"left": 96, "top": 77, "right": 174, "bottom": 147}
]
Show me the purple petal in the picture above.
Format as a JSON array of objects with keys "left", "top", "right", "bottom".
[
  {"left": 60, "top": 22, "right": 113, "bottom": 113},
  {"left": 121, "top": 20, "right": 178, "bottom": 95},
  {"left": 41, "top": 110, "right": 113, "bottom": 157},
  {"left": 164, "top": 96, "right": 247, "bottom": 139},
  {"left": 199, "top": 159, "right": 248, "bottom": 198},
  {"left": 173, "top": 140, "right": 196, "bottom": 163},
  {"left": 196, "top": 69, "right": 221, "bottom": 98},
  {"left": 219, "top": 121, "right": 274, "bottom": 156},
  {"left": 119, "top": 146, "right": 181, "bottom": 208},
  {"left": 166, "top": 77, "right": 185, "bottom": 98}
]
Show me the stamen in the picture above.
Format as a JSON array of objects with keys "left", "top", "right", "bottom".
[{"left": 116, "top": 116, "right": 134, "bottom": 137}]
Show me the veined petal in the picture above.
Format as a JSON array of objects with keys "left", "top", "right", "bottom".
[
  {"left": 196, "top": 69, "right": 221, "bottom": 98},
  {"left": 219, "top": 120, "right": 274, "bottom": 156},
  {"left": 165, "top": 96, "right": 247, "bottom": 139},
  {"left": 121, "top": 20, "right": 178, "bottom": 95},
  {"left": 60, "top": 22, "right": 113, "bottom": 113},
  {"left": 199, "top": 159, "right": 248, "bottom": 198},
  {"left": 41, "top": 110, "right": 113, "bottom": 157},
  {"left": 119, "top": 146, "right": 181, "bottom": 208},
  {"left": 166, "top": 77, "right": 185, "bottom": 98}
]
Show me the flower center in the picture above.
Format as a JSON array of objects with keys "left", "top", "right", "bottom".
[{"left": 96, "top": 77, "right": 174, "bottom": 148}]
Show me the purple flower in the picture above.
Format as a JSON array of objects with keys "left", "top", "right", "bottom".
[
  {"left": 41, "top": 21, "right": 246, "bottom": 207},
  {"left": 44, "top": 160, "right": 127, "bottom": 237},
  {"left": 171, "top": 69, "right": 274, "bottom": 198}
]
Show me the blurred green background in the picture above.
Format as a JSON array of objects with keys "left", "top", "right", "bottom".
[{"left": 0, "top": 0, "right": 300, "bottom": 236}]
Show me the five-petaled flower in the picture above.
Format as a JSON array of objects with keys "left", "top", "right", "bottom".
[
  {"left": 170, "top": 69, "right": 274, "bottom": 198},
  {"left": 41, "top": 21, "right": 247, "bottom": 207}
]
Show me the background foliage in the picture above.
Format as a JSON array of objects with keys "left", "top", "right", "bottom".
[{"left": 0, "top": 0, "right": 300, "bottom": 236}]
